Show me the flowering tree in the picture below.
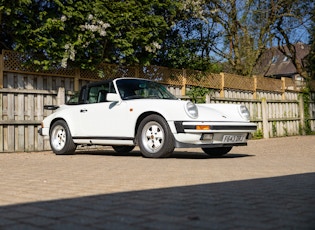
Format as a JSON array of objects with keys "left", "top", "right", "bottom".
[{"left": 0, "top": 0, "right": 179, "bottom": 70}]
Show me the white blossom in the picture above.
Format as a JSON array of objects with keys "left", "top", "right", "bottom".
[
  {"left": 152, "top": 42, "right": 161, "bottom": 50},
  {"left": 145, "top": 42, "right": 162, "bottom": 53},
  {"left": 61, "top": 14, "right": 110, "bottom": 68},
  {"left": 80, "top": 14, "right": 110, "bottom": 37},
  {"left": 102, "top": 23, "right": 110, "bottom": 29},
  {"left": 99, "top": 30, "right": 106, "bottom": 36},
  {"left": 61, "top": 57, "right": 68, "bottom": 68},
  {"left": 69, "top": 46, "right": 76, "bottom": 61},
  {"left": 61, "top": 43, "right": 76, "bottom": 68},
  {"left": 61, "top": 15, "right": 67, "bottom": 22},
  {"left": 88, "top": 14, "right": 94, "bottom": 20},
  {"left": 181, "top": 0, "right": 206, "bottom": 19}
]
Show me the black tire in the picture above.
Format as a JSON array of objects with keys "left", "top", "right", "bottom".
[
  {"left": 137, "top": 115, "right": 174, "bottom": 158},
  {"left": 49, "top": 120, "right": 76, "bottom": 155},
  {"left": 202, "top": 147, "right": 232, "bottom": 157},
  {"left": 112, "top": 145, "right": 135, "bottom": 154}
]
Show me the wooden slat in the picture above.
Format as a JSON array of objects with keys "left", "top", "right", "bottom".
[
  {"left": 6, "top": 74, "right": 15, "bottom": 151},
  {"left": 36, "top": 77, "right": 44, "bottom": 150},
  {"left": 17, "top": 76, "right": 25, "bottom": 151},
  {"left": 0, "top": 88, "right": 58, "bottom": 95},
  {"left": 0, "top": 120, "right": 41, "bottom": 125},
  {"left": 0, "top": 92, "right": 3, "bottom": 151},
  {"left": 27, "top": 76, "right": 35, "bottom": 151}
]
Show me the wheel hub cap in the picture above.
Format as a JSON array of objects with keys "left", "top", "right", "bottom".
[{"left": 142, "top": 123, "right": 164, "bottom": 153}]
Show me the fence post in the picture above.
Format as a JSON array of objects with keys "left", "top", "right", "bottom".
[
  {"left": 74, "top": 68, "right": 80, "bottom": 91},
  {"left": 281, "top": 77, "right": 286, "bottom": 100},
  {"left": 135, "top": 65, "right": 140, "bottom": 78},
  {"left": 299, "top": 95, "right": 305, "bottom": 135},
  {"left": 261, "top": 98, "right": 269, "bottom": 138},
  {"left": 253, "top": 76, "right": 257, "bottom": 99},
  {"left": 0, "top": 53, "right": 2, "bottom": 151},
  {"left": 57, "top": 87, "right": 65, "bottom": 105},
  {"left": 220, "top": 72, "right": 225, "bottom": 98},
  {"left": 0, "top": 53, "right": 3, "bottom": 88},
  {"left": 181, "top": 69, "right": 186, "bottom": 96}
]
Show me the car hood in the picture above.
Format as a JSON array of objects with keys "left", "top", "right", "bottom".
[{"left": 196, "top": 103, "right": 248, "bottom": 122}]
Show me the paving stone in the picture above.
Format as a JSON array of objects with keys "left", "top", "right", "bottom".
[{"left": 0, "top": 136, "right": 314, "bottom": 229}]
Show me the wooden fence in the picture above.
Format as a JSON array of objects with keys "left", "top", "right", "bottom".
[{"left": 0, "top": 50, "right": 315, "bottom": 152}]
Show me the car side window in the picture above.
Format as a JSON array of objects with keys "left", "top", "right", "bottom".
[
  {"left": 88, "top": 82, "right": 115, "bottom": 103},
  {"left": 88, "top": 87, "right": 99, "bottom": 103}
]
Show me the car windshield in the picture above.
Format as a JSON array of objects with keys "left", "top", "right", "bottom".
[{"left": 116, "top": 79, "right": 178, "bottom": 100}]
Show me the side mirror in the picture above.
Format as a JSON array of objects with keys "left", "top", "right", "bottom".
[{"left": 106, "top": 93, "right": 121, "bottom": 102}]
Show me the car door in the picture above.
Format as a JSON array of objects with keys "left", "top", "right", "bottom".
[{"left": 76, "top": 83, "right": 133, "bottom": 138}]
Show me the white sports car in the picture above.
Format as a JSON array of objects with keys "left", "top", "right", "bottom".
[{"left": 39, "top": 78, "right": 257, "bottom": 158}]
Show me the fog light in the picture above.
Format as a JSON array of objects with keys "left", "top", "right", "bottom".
[{"left": 201, "top": 134, "right": 213, "bottom": 140}]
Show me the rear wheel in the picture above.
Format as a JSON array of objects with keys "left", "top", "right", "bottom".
[
  {"left": 137, "top": 115, "right": 174, "bottom": 158},
  {"left": 202, "top": 147, "right": 232, "bottom": 157},
  {"left": 112, "top": 146, "right": 135, "bottom": 154},
  {"left": 50, "top": 120, "right": 76, "bottom": 155}
]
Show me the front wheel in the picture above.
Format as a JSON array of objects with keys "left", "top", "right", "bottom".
[
  {"left": 50, "top": 120, "right": 76, "bottom": 155},
  {"left": 137, "top": 115, "right": 174, "bottom": 158},
  {"left": 202, "top": 147, "right": 232, "bottom": 157}
]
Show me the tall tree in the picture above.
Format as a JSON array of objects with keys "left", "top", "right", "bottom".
[
  {"left": 307, "top": 3, "right": 315, "bottom": 80},
  {"left": 154, "top": 0, "right": 222, "bottom": 72},
  {"left": 273, "top": 0, "right": 314, "bottom": 81},
  {"left": 203, "top": 0, "right": 313, "bottom": 76},
  {"left": 154, "top": 17, "right": 221, "bottom": 72}
]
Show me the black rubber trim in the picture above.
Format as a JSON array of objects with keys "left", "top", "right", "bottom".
[
  {"left": 175, "top": 140, "right": 248, "bottom": 148},
  {"left": 183, "top": 125, "right": 257, "bottom": 131},
  {"left": 174, "top": 121, "right": 185, "bottom": 133},
  {"left": 174, "top": 121, "right": 257, "bottom": 132},
  {"left": 73, "top": 136, "right": 133, "bottom": 141}
]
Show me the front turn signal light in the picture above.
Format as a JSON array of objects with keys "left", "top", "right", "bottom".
[{"left": 196, "top": 125, "right": 210, "bottom": 130}]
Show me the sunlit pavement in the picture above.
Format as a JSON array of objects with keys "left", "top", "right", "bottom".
[{"left": 0, "top": 136, "right": 314, "bottom": 229}]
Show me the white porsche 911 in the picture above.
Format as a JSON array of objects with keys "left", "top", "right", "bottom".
[{"left": 38, "top": 78, "right": 257, "bottom": 158}]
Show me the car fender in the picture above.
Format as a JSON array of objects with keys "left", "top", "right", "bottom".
[{"left": 42, "top": 104, "right": 85, "bottom": 136}]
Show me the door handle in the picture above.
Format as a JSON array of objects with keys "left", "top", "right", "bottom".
[{"left": 80, "top": 109, "right": 88, "bottom": 113}]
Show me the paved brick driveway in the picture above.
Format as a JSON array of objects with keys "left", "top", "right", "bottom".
[{"left": 0, "top": 136, "right": 314, "bottom": 229}]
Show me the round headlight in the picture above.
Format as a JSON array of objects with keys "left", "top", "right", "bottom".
[
  {"left": 185, "top": 101, "right": 198, "bottom": 119},
  {"left": 239, "top": 105, "right": 250, "bottom": 121}
]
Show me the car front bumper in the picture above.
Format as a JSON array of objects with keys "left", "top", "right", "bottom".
[
  {"left": 38, "top": 127, "right": 49, "bottom": 136},
  {"left": 171, "top": 121, "right": 257, "bottom": 148}
]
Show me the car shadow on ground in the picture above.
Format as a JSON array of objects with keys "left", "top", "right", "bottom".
[
  {"left": 76, "top": 149, "right": 254, "bottom": 159},
  {"left": 170, "top": 151, "right": 254, "bottom": 159},
  {"left": 0, "top": 173, "right": 314, "bottom": 229}
]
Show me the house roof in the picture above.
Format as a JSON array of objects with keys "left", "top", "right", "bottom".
[{"left": 254, "top": 43, "right": 310, "bottom": 78}]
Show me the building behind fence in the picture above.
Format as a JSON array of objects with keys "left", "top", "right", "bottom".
[{"left": 0, "top": 50, "right": 315, "bottom": 153}]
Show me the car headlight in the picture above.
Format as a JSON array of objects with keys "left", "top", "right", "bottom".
[
  {"left": 239, "top": 105, "right": 250, "bottom": 121},
  {"left": 185, "top": 101, "right": 198, "bottom": 119}
]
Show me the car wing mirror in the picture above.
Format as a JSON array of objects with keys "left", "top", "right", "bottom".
[{"left": 106, "top": 93, "right": 121, "bottom": 102}]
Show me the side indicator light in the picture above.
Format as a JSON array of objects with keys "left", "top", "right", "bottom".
[
  {"left": 130, "top": 108, "right": 133, "bottom": 112},
  {"left": 196, "top": 125, "right": 210, "bottom": 130}
]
